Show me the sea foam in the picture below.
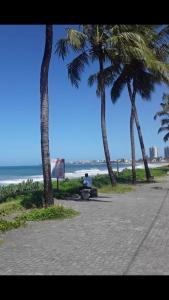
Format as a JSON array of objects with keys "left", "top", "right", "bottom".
[{"left": 0, "top": 162, "right": 168, "bottom": 186}]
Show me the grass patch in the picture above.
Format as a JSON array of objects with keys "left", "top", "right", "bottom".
[
  {"left": 52, "top": 178, "right": 82, "bottom": 199},
  {"left": 116, "top": 166, "right": 169, "bottom": 183},
  {"left": 0, "top": 239, "right": 4, "bottom": 246},
  {"left": 0, "top": 204, "right": 79, "bottom": 233},
  {"left": 150, "top": 167, "right": 169, "bottom": 178},
  {"left": 0, "top": 218, "right": 26, "bottom": 232},
  {"left": 18, "top": 205, "right": 79, "bottom": 222},
  {"left": 0, "top": 196, "right": 24, "bottom": 216},
  {"left": 98, "top": 184, "right": 133, "bottom": 194}
]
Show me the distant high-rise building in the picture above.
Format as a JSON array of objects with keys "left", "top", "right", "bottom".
[
  {"left": 164, "top": 147, "right": 169, "bottom": 159},
  {"left": 149, "top": 146, "right": 159, "bottom": 160}
]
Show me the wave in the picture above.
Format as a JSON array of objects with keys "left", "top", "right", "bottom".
[
  {"left": 0, "top": 175, "right": 44, "bottom": 186},
  {"left": 0, "top": 162, "right": 168, "bottom": 186}
]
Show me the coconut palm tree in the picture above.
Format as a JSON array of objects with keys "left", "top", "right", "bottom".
[
  {"left": 40, "top": 25, "right": 53, "bottom": 206},
  {"left": 56, "top": 25, "right": 119, "bottom": 185},
  {"left": 154, "top": 93, "right": 169, "bottom": 142},
  {"left": 111, "top": 61, "right": 162, "bottom": 182},
  {"left": 96, "top": 25, "right": 169, "bottom": 183},
  {"left": 56, "top": 25, "right": 157, "bottom": 186}
]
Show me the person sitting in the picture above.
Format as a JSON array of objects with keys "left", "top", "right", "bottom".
[{"left": 82, "top": 173, "right": 92, "bottom": 189}]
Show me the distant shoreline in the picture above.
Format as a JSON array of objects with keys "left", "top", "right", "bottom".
[{"left": 0, "top": 162, "right": 168, "bottom": 186}]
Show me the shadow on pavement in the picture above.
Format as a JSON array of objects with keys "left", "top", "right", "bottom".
[{"left": 55, "top": 198, "right": 112, "bottom": 203}]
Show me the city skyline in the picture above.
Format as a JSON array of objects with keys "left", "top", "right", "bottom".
[
  {"left": 164, "top": 147, "right": 169, "bottom": 159},
  {"left": 149, "top": 146, "right": 159, "bottom": 160}
]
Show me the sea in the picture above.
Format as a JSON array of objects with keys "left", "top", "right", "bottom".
[{"left": 0, "top": 162, "right": 138, "bottom": 186}]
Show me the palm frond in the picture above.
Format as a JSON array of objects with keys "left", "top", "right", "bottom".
[
  {"left": 88, "top": 73, "right": 99, "bottom": 87},
  {"left": 142, "top": 47, "right": 169, "bottom": 84},
  {"left": 133, "top": 68, "right": 158, "bottom": 100},
  {"left": 66, "top": 29, "right": 87, "bottom": 51},
  {"left": 107, "top": 32, "right": 146, "bottom": 48},
  {"left": 111, "top": 68, "right": 127, "bottom": 103},
  {"left": 67, "top": 52, "right": 89, "bottom": 87},
  {"left": 154, "top": 111, "right": 169, "bottom": 120},
  {"left": 109, "top": 25, "right": 131, "bottom": 35},
  {"left": 163, "top": 93, "right": 169, "bottom": 102},
  {"left": 55, "top": 38, "right": 69, "bottom": 59},
  {"left": 158, "top": 25, "right": 169, "bottom": 43},
  {"left": 164, "top": 132, "right": 169, "bottom": 142},
  {"left": 158, "top": 126, "right": 169, "bottom": 133},
  {"left": 160, "top": 118, "right": 169, "bottom": 126}
]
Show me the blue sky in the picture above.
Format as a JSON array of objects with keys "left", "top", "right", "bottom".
[{"left": 0, "top": 25, "right": 168, "bottom": 166}]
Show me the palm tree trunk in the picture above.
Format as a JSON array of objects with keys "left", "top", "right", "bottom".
[
  {"left": 133, "top": 102, "right": 152, "bottom": 181},
  {"left": 130, "top": 108, "right": 136, "bottom": 183},
  {"left": 99, "top": 57, "right": 116, "bottom": 186},
  {"left": 127, "top": 82, "right": 136, "bottom": 184},
  {"left": 40, "top": 25, "right": 53, "bottom": 207}
]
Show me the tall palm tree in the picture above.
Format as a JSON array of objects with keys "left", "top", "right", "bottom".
[
  {"left": 127, "top": 81, "right": 136, "bottom": 183},
  {"left": 56, "top": 25, "right": 117, "bottom": 185},
  {"left": 154, "top": 93, "right": 169, "bottom": 142},
  {"left": 40, "top": 25, "right": 53, "bottom": 206},
  {"left": 111, "top": 61, "right": 161, "bottom": 182}
]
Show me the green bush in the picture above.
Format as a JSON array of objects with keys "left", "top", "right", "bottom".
[
  {"left": 0, "top": 218, "right": 26, "bottom": 232},
  {"left": 0, "top": 180, "right": 43, "bottom": 203},
  {"left": 20, "top": 191, "right": 43, "bottom": 209},
  {"left": 0, "top": 196, "right": 24, "bottom": 216},
  {"left": 18, "top": 205, "right": 79, "bottom": 222},
  {"left": 92, "top": 174, "right": 111, "bottom": 187},
  {"left": 0, "top": 205, "right": 79, "bottom": 232},
  {"left": 52, "top": 178, "right": 82, "bottom": 199}
]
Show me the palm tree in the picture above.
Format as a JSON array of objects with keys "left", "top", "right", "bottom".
[
  {"left": 127, "top": 81, "right": 136, "bottom": 183},
  {"left": 40, "top": 25, "right": 54, "bottom": 206},
  {"left": 154, "top": 93, "right": 169, "bottom": 142},
  {"left": 56, "top": 25, "right": 156, "bottom": 186},
  {"left": 111, "top": 61, "right": 161, "bottom": 182},
  {"left": 56, "top": 25, "right": 117, "bottom": 185},
  {"left": 100, "top": 25, "right": 169, "bottom": 183}
]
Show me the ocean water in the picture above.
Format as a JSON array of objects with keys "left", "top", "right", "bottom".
[{"left": 0, "top": 162, "right": 134, "bottom": 186}]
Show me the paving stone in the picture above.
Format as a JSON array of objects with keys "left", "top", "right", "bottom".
[{"left": 1, "top": 178, "right": 169, "bottom": 275}]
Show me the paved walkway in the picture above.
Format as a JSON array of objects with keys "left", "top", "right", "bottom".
[{"left": 1, "top": 176, "right": 169, "bottom": 275}]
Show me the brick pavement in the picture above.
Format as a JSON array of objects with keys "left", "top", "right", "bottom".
[{"left": 0, "top": 177, "right": 169, "bottom": 275}]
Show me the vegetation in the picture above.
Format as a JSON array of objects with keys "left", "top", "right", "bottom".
[
  {"left": 0, "top": 180, "right": 43, "bottom": 203},
  {"left": 0, "top": 205, "right": 79, "bottom": 233},
  {"left": 92, "top": 166, "right": 169, "bottom": 187},
  {"left": 0, "top": 197, "right": 24, "bottom": 216},
  {"left": 118, "top": 166, "right": 169, "bottom": 182},
  {"left": 154, "top": 93, "right": 169, "bottom": 141},
  {"left": 98, "top": 184, "right": 133, "bottom": 194},
  {"left": 93, "top": 25, "right": 169, "bottom": 183},
  {"left": 18, "top": 205, "right": 79, "bottom": 222},
  {"left": 0, "top": 218, "right": 25, "bottom": 233}
]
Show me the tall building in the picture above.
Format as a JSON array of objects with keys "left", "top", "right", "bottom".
[
  {"left": 164, "top": 147, "right": 169, "bottom": 159},
  {"left": 149, "top": 146, "right": 159, "bottom": 160}
]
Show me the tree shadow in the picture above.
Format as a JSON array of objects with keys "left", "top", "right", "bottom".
[
  {"left": 56, "top": 198, "right": 112, "bottom": 203},
  {"left": 151, "top": 186, "right": 163, "bottom": 190}
]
